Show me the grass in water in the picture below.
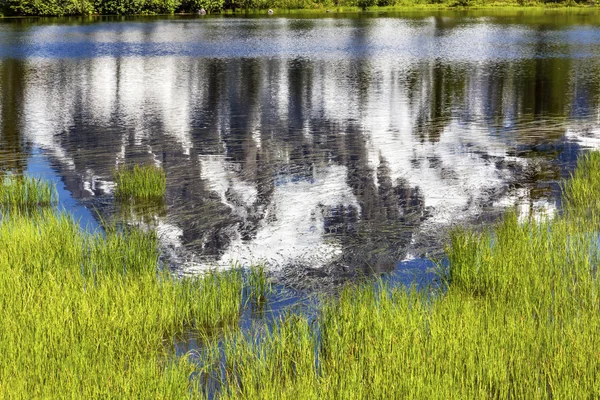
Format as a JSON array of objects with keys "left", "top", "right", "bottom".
[
  {"left": 5, "top": 149, "right": 600, "bottom": 397},
  {"left": 200, "top": 150, "right": 600, "bottom": 399},
  {"left": 0, "top": 174, "right": 56, "bottom": 212},
  {"left": 246, "top": 264, "right": 272, "bottom": 304},
  {"left": 0, "top": 208, "right": 243, "bottom": 397},
  {"left": 114, "top": 164, "right": 167, "bottom": 202},
  {"left": 562, "top": 150, "right": 600, "bottom": 218}
]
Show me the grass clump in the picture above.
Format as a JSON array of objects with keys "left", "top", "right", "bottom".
[
  {"left": 199, "top": 150, "right": 600, "bottom": 399},
  {"left": 114, "top": 164, "right": 167, "bottom": 202},
  {"left": 0, "top": 174, "right": 56, "bottom": 212},
  {"left": 562, "top": 150, "right": 600, "bottom": 218},
  {"left": 0, "top": 209, "right": 243, "bottom": 397},
  {"left": 246, "top": 264, "right": 272, "bottom": 304}
]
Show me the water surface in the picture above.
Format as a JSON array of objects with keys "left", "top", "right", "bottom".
[{"left": 1, "top": 11, "right": 599, "bottom": 288}]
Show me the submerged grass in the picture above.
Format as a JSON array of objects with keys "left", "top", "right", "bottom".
[
  {"left": 114, "top": 164, "right": 167, "bottom": 202},
  {"left": 200, "top": 150, "right": 600, "bottom": 399},
  {"left": 246, "top": 264, "right": 272, "bottom": 304},
  {"left": 563, "top": 150, "right": 600, "bottom": 218},
  {"left": 0, "top": 174, "right": 56, "bottom": 212}
]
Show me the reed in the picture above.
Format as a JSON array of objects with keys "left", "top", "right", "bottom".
[{"left": 113, "top": 164, "right": 167, "bottom": 202}]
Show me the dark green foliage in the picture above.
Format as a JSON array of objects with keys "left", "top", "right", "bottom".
[
  {"left": 180, "top": 0, "right": 223, "bottom": 12},
  {"left": 356, "top": 0, "right": 376, "bottom": 9},
  {"left": 0, "top": 0, "right": 9, "bottom": 15},
  {"left": 8, "top": 0, "right": 94, "bottom": 16},
  {"left": 5, "top": 0, "right": 184, "bottom": 15},
  {"left": 376, "top": 0, "right": 394, "bottom": 7},
  {"left": 93, "top": 0, "right": 180, "bottom": 15}
]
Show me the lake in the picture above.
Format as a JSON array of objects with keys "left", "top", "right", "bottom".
[{"left": 1, "top": 10, "right": 599, "bottom": 289}]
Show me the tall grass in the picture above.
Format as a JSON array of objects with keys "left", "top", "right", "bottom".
[
  {"left": 562, "top": 150, "right": 600, "bottom": 218},
  {"left": 200, "top": 150, "right": 600, "bottom": 399},
  {"left": 0, "top": 208, "right": 243, "bottom": 397},
  {"left": 114, "top": 164, "right": 167, "bottom": 202},
  {"left": 246, "top": 264, "right": 272, "bottom": 304},
  {"left": 5, "top": 147, "right": 600, "bottom": 398},
  {"left": 0, "top": 174, "right": 56, "bottom": 212}
]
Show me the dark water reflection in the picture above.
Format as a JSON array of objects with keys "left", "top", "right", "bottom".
[{"left": 1, "top": 12, "right": 600, "bottom": 287}]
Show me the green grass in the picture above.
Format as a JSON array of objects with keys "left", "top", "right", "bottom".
[
  {"left": 199, "top": 150, "right": 600, "bottom": 399},
  {"left": 4, "top": 149, "right": 600, "bottom": 398},
  {"left": 562, "top": 150, "right": 600, "bottom": 218},
  {"left": 246, "top": 264, "right": 272, "bottom": 304},
  {"left": 113, "top": 164, "right": 167, "bottom": 202},
  {"left": 0, "top": 207, "right": 244, "bottom": 397},
  {"left": 0, "top": 174, "right": 56, "bottom": 212}
]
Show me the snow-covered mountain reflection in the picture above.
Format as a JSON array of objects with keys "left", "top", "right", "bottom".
[{"left": 3, "top": 16, "right": 600, "bottom": 276}]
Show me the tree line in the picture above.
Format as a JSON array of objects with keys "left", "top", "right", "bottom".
[
  {"left": 0, "top": 0, "right": 339, "bottom": 16},
  {"left": 0, "top": 0, "right": 592, "bottom": 18}
]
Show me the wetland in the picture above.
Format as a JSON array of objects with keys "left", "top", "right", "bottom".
[{"left": 2, "top": 10, "right": 600, "bottom": 397}]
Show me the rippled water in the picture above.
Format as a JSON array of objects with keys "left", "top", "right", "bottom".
[{"left": 2, "top": 11, "right": 600, "bottom": 287}]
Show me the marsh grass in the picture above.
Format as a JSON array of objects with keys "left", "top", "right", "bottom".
[
  {"left": 0, "top": 174, "right": 56, "bottom": 212},
  {"left": 199, "top": 151, "right": 600, "bottom": 399},
  {"left": 114, "top": 164, "right": 167, "bottom": 202},
  {"left": 6, "top": 148, "right": 600, "bottom": 398},
  {"left": 246, "top": 264, "right": 272, "bottom": 304},
  {"left": 0, "top": 209, "right": 244, "bottom": 397},
  {"left": 562, "top": 150, "right": 600, "bottom": 218}
]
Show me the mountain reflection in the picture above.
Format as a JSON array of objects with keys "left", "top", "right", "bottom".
[{"left": 2, "top": 16, "right": 600, "bottom": 276}]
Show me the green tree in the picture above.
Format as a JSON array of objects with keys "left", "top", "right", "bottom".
[
  {"left": 180, "top": 0, "right": 223, "bottom": 12},
  {"left": 356, "top": 0, "right": 376, "bottom": 10}
]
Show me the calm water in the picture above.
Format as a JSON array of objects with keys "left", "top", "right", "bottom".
[{"left": 2, "top": 11, "right": 600, "bottom": 288}]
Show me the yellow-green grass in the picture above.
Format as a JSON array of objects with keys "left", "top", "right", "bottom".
[
  {"left": 201, "top": 151, "right": 600, "bottom": 399},
  {"left": 0, "top": 174, "right": 56, "bottom": 212},
  {"left": 246, "top": 264, "right": 272, "bottom": 304},
  {"left": 113, "top": 164, "right": 167, "bottom": 202},
  {"left": 0, "top": 209, "right": 243, "bottom": 397},
  {"left": 562, "top": 150, "right": 600, "bottom": 218},
  {"left": 5, "top": 148, "right": 600, "bottom": 398}
]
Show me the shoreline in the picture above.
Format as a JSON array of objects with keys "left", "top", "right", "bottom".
[{"left": 1, "top": 4, "right": 600, "bottom": 19}]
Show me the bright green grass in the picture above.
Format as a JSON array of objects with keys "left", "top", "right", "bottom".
[
  {"left": 201, "top": 150, "right": 600, "bottom": 399},
  {"left": 246, "top": 264, "right": 272, "bottom": 304},
  {"left": 562, "top": 150, "right": 600, "bottom": 218},
  {"left": 0, "top": 174, "right": 56, "bottom": 212},
  {"left": 0, "top": 209, "right": 243, "bottom": 397},
  {"left": 114, "top": 164, "right": 167, "bottom": 202},
  {"left": 4, "top": 148, "right": 600, "bottom": 398}
]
